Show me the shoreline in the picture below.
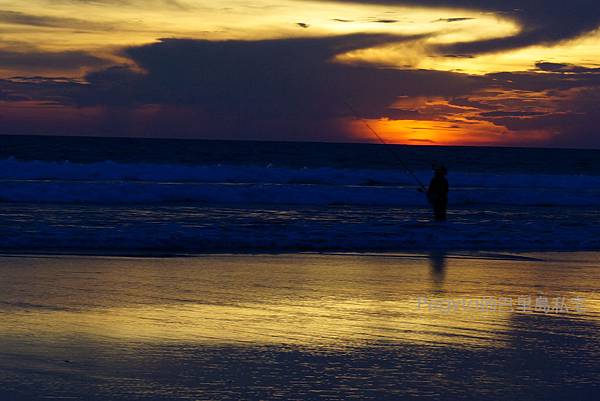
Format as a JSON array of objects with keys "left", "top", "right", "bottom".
[
  {"left": 2, "top": 248, "right": 599, "bottom": 401},
  {"left": 0, "top": 249, "right": 597, "bottom": 261}
]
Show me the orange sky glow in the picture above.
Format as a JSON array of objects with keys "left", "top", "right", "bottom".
[{"left": 1, "top": 0, "right": 600, "bottom": 147}]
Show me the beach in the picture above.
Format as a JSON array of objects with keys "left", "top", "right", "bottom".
[
  {"left": 1, "top": 252, "right": 599, "bottom": 400},
  {"left": 1, "top": 138, "right": 599, "bottom": 399},
  {"left": 4, "top": 1, "right": 600, "bottom": 398}
]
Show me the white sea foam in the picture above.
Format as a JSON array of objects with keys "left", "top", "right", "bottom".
[{"left": 0, "top": 158, "right": 598, "bottom": 206}]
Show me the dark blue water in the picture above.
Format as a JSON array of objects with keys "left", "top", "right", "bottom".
[
  {"left": 1, "top": 135, "right": 599, "bottom": 253},
  {"left": 2, "top": 135, "right": 599, "bottom": 174}
]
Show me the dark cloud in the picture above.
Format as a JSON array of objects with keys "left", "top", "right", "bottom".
[
  {"left": 80, "top": 34, "right": 483, "bottom": 120},
  {"left": 449, "top": 96, "right": 496, "bottom": 110},
  {"left": 433, "top": 17, "right": 474, "bottom": 23},
  {"left": 0, "top": 34, "right": 484, "bottom": 140},
  {"left": 59, "top": 0, "right": 189, "bottom": 9},
  {"left": 0, "top": 10, "right": 111, "bottom": 30},
  {"left": 326, "top": 0, "right": 600, "bottom": 54},
  {"left": 480, "top": 111, "right": 547, "bottom": 117},
  {"left": 0, "top": 35, "right": 422, "bottom": 108},
  {"left": 535, "top": 61, "right": 600, "bottom": 74},
  {"left": 374, "top": 19, "right": 398, "bottom": 23},
  {"left": 409, "top": 138, "right": 437, "bottom": 143},
  {"left": 487, "top": 70, "right": 600, "bottom": 92},
  {"left": 548, "top": 89, "right": 600, "bottom": 148},
  {"left": 441, "top": 54, "right": 474, "bottom": 58},
  {"left": 3, "top": 34, "right": 600, "bottom": 146},
  {"left": 471, "top": 83, "right": 600, "bottom": 147},
  {"left": 0, "top": 76, "right": 83, "bottom": 104},
  {"left": 296, "top": 22, "right": 310, "bottom": 28},
  {"left": 0, "top": 89, "right": 29, "bottom": 101},
  {"left": 0, "top": 48, "right": 110, "bottom": 72}
]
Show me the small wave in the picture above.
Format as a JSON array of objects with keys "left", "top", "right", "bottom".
[{"left": 0, "top": 158, "right": 599, "bottom": 206}]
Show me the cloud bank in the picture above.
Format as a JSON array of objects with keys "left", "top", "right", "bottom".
[
  {"left": 329, "top": 0, "right": 600, "bottom": 54},
  {"left": 2, "top": 0, "right": 600, "bottom": 147}
]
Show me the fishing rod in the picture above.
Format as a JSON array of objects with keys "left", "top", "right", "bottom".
[{"left": 343, "top": 100, "right": 428, "bottom": 193}]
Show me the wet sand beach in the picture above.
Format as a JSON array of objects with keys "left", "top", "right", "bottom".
[{"left": 1, "top": 253, "right": 599, "bottom": 400}]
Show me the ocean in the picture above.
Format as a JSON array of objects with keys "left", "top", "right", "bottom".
[
  {"left": 1, "top": 135, "right": 599, "bottom": 253},
  {"left": 2, "top": 136, "right": 600, "bottom": 401}
]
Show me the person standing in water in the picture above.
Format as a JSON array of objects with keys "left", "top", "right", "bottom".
[{"left": 426, "top": 164, "right": 449, "bottom": 221}]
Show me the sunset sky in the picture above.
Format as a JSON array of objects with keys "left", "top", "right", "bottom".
[{"left": 1, "top": 0, "right": 600, "bottom": 147}]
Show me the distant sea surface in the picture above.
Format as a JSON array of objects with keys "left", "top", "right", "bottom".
[{"left": 1, "top": 135, "right": 599, "bottom": 253}]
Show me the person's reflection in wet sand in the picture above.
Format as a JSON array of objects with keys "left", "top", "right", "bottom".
[{"left": 429, "top": 250, "right": 447, "bottom": 292}]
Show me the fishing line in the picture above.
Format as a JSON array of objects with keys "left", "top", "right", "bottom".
[{"left": 343, "top": 100, "right": 427, "bottom": 193}]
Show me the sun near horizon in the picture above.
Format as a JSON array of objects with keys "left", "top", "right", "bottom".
[{"left": 1, "top": 0, "right": 600, "bottom": 148}]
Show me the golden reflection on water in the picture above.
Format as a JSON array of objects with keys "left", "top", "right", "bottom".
[{"left": 0, "top": 253, "right": 598, "bottom": 350}]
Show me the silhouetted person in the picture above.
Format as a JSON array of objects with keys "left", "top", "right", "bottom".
[{"left": 427, "top": 164, "right": 448, "bottom": 221}]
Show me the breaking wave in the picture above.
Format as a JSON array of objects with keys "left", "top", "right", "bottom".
[{"left": 0, "top": 158, "right": 599, "bottom": 206}]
